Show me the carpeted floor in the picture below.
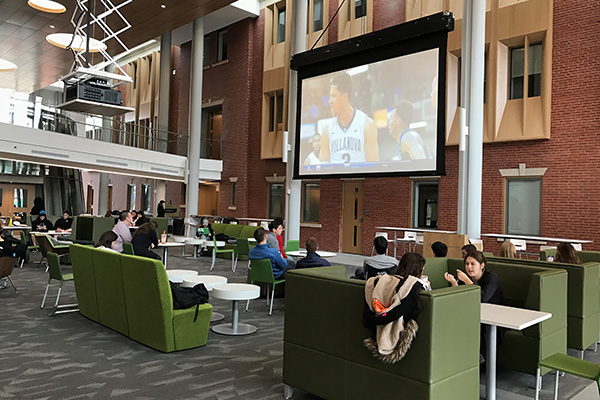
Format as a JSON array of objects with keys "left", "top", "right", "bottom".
[{"left": 0, "top": 248, "right": 598, "bottom": 399}]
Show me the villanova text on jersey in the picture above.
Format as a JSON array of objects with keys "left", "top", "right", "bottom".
[
  {"left": 330, "top": 135, "right": 363, "bottom": 154},
  {"left": 328, "top": 109, "right": 368, "bottom": 163}
]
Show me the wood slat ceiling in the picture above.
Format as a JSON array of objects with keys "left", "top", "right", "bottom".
[{"left": 0, "top": 0, "right": 233, "bottom": 93}]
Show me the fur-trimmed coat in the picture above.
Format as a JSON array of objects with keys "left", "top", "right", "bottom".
[{"left": 363, "top": 274, "right": 424, "bottom": 364}]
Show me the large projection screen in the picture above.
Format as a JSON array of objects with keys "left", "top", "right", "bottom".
[{"left": 291, "top": 12, "right": 454, "bottom": 179}]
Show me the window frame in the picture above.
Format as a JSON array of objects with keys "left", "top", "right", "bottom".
[
  {"left": 142, "top": 183, "right": 151, "bottom": 213},
  {"left": 509, "top": 41, "right": 542, "bottom": 100},
  {"left": 504, "top": 177, "right": 542, "bottom": 236},
  {"left": 268, "top": 182, "right": 284, "bottom": 219},
  {"left": 301, "top": 181, "right": 320, "bottom": 223},
  {"left": 127, "top": 183, "right": 136, "bottom": 211},
  {"left": 412, "top": 180, "right": 439, "bottom": 229},
  {"left": 216, "top": 29, "right": 228, "bottom": 63}
]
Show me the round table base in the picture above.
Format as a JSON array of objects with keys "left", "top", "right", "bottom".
[
  {"left": 212, "top": 322, "right": 257, "bottom": 336},
  {"left": 210, "top": 312, "right": 225, "bottom": 322}
]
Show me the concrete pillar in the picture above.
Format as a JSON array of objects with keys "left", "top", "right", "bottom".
[
  {"left": 98, "top": 64, "right": 115, "bottom": 216},
  {"left": 284, "top": 0, "right": 308, "bottom": 243},
  {"left": 457, "top": 0, "right": 471, "bottom": 235},
  {"left": 157, "top": 32, "right": 171, "bottom": 153},
  {"left": 185, "top": 18, "right": 204, "bottom": 218}
]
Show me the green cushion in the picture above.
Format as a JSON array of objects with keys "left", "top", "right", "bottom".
[
  {"left": 92, "top": 217, "right": 115, "bottom": 243},
  {"left": 223, "top": 224, "right": 243, "bottom": 237},
  {"left": 211, "top": 223, "right": 226, "bottom": 234},
  {"left": 539, "top": 353, "right": 600, "bottom": 380},
  {"left": 70, "top": 244, "right": 99, "bottom": 321},
  {"left": 240, "top": 225, "right": 258, "bottom": 238},
  {"left": 93, "top": 250, "right": 129, "bottom": 336},
  {"left": 148, "top": 217, "right": 167, "bottom": 237}
]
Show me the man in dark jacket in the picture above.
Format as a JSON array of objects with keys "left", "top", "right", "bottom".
[
  {"left": 296, "top": 237, "right": 331, "bottom": 269},
  {"left": 33, "top": 211, "right": 53, "bottom": 232}
]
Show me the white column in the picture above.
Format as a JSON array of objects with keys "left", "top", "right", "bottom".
[
  {"left": 466, "top": 0, "right": 486, "bottom": 240},
  {"left": 157, "top": 32, "right": 171, "bottom": 153},
  {"left": 457, "top": 0, "right": 471, "bottom": 235},
  {"left": 186, "top": 18, "right": 204, "bottom": 219},
  {"left": 284, "top": 0, "right": 308, "bottom": 242}
]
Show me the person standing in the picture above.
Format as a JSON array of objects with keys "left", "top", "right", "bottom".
[{"left": 157, "top": 200, "right": 166, "bottom": 217}]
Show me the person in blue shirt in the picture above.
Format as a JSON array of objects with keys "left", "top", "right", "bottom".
[
  {"left": 296, "top": 237, "right": 331, "bottom": 269},
  {"left": 248, "top": 227, "right": 293, "bottom": 279}
]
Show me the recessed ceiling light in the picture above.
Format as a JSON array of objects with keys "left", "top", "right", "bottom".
[
  {"left": 161, "top": 4, "right": 166, "bottom": 8},
  {"left": 0, "top": 58, "right": 18, "bottom": 72},
  {"left": 46, "top": 33, "right": 107, "bottom": 52},
  {"left": 28, "top": 0, "right": 66, "bottom": 13},
  {"left": 49, "top": 24, "right": 55, "bottom": 28}
]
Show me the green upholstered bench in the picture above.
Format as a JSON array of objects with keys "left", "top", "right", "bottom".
[
  {"left": 283, "top": 266, "right": 481, "bottom": 400},
  {"left": 536, "top": 353, "right": 600, "bottom": 400},
  {"left": 70, "top": 244, "right": 212, "bottom": 352}
]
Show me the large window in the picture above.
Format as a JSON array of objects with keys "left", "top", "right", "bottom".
[
  {"left": 302, "top": 182, "right": 320, "bottom": 222},
  {"left": 203, "top": 35, "right": 211, "bottom": 67},
  {"left": 267, "top": 91, "right": 284, "bottom": 133},
  {"left": 13, "top": 188, "right": 27, "bottom": 208},
  {"left": 505, "top": 178, "right": 541, "bottom": 235},
  {"left": 217, "top": 29, "right": 228, "bottom": 62},
  {"left": 412, "top": 181, "right": 438, "bottom": 229},
  {"left": 510, "top": 43, "right": 542, "bottom": 100},
  {"left": 127, "top": 184, "right": 136, "bottom": 211},
  {"left": 268, "top": 183, "right": 284, "bottom": 219},
  {"left": 231, "top": 181, "right": 236, "bottom": 207},
  {"left": 142, "top": 184, "right": 151, "bottom": 213},
  {"left": 354, "top": 0, "right": 367, "bottom": 18},
  {"left": 277, "top": 7, "right": 286, "bottom": 43},
  {"left": 312, "top": 0, "right": 323, "bottom": 31}
]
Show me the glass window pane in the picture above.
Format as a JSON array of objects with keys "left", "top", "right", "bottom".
[
  {"left": 127, "top": 184, "right": 136, "bottom": 211},
  {"left": 413, "top": 181, "right": 438, "bottom": 228},
  {"left": 506, "top": 179, "right": 541, "bottom": 235},
  {"left": 231, "top": 182, "right": 236, "bottom": 206},
  {"left": 276, "top": 93, "right": 284, "bottom": 125},
  {"left": 302, "top": 183, "right": 320, "bottom": 222},
  {"left": 510, "top": 47, "right": 524, "bottom": 100},
  {"left": 355, "top": 0, "right": 367, "bottom": 18},
  {"left": 13, "top": 188, "right": 27, "bottom": 208},
  {"left": 269, "top": 95, "right": 275, "bottom": 132},
  {"left": 269, "top": 183, "right": 284, "bottom": 219},
  {"left": 313, "top": 0, "right": 323, "bottom": 31},
  {"left": 528, "top": 43, "right": 542, "bottom": 97},
  {"left": 203, "top": 35, "right": 210, "bottom": 67},
  {"left": 277, "top": 8, "right": 286, "bottom": 43},
  {"left": 142, "top": 184, "right": 151, "bottom": 213},
  {"left": 217, "top": 30, "right": 228, "bottom": 62}
]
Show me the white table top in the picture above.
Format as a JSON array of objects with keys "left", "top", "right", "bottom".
[
  {"left": 287, "top": 250, "right": 337, "bottom": 258},
  {"left": 182, "top": 275, "right": 227, "bottom": 290},
  {"left": 46, "top": 230, "right": 72, "bottom": 236},
  {"left": 166, "top": 269, "right": 198, "bottom": 283},
  {"left": 480, "top": 303, "right": 552, "bottom": 330},
  {"left": 481, "top": 233, "right": 593, "bottom": 244},
  {"left": 3, "top": 225, "right": 30, "bottom": 230},
  {"left": 171, "top": 236, "right": 188, "bottom": 243},
  {"left": 157, "top": 242, "right": 185, "bottom": 247},
  {"left": 375, "top": 226, "right": 457, "bottom": 234},
  {"left": 205, "top": 241, "right": 226, "bottom": 247},
  {"left": 212, "top": 283, "right": 261, "bottom": 301},
  {"left": 184, "top": 238, "right": 204, "bottom": 244}
]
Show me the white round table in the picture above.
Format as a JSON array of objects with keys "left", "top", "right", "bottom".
[
  {"left": 185, "top": 238, "right": 205, "bottom": 260},
  {"left": 156, "top": 242, "right": 185, "bottom": 269},
  {"left": 182, "top": 275, "right": 228, "bottom": 322},
  {"left": 166, "top": 269, "right": 198, "bottom": 283},
  {"left": 211, "top": 283, "right": 260, "bottom": 335}
]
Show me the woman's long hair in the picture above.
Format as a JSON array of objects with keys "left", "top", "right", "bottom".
[
  {"left": 555, "top": 243, "right": 581, "bottom": 264},
  {"left": 134, "top": 221, "right": 158, "bottom": 237},
  {"left": 96, "top": 231, "right": 118, "bottom": 248}
]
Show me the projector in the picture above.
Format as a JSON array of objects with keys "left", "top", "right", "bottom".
[{"left": 65, "top": 80, "right": 122, "bottom": 106}]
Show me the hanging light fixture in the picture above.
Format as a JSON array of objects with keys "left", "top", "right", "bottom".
[
  {"left": 46, "top": 33, "right": 107, "bottom": 53},
  {"left": 0, "top": 58, "right": 17, "bottom": 72},
  {"left": 27, "top": 0, "right": 66, "bottom": 13}
]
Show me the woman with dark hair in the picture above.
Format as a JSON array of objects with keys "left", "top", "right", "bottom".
[
  {"left": 157, "top": 200, "right": 166, "bottom": 217},
  {"left": 394, "top": 252, "right": 430, "bottom": 290},
  {"left": 95, "top": 231, "right": 118, "bottom": 253},
  {"left": 135, "top": 210, "right": 149, "bottom": 227},
  {"left": 131, "top": 221, "right": 161, "bottom": 260},
  {"left": 555, "top": 243, "right": 581, "bottom": 264},
  {"left": 444, "top": 251, "right": 503, "bottom": 304}
]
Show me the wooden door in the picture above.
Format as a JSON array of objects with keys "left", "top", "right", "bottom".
[
  {"left": 86, "top": 185, "right": 94, "bottom": 215},
  {"left": 342, "top": 180, "right": 364, "bottom": 254},
  {"left": 0, "top": 184, "right": 35, "bottom": 218},
  {"left": 198, "top": 184, "right": 219, "bottom": 215},
  {"left": 107, "top": 185, "right": 113, "bottom": 213}
]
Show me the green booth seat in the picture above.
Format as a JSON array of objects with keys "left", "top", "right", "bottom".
[
  {"left": 425, "top": 257, "right": 568, "bottom": 377},
  {"left": 216, "top": 224, "right": 259, "bottom": 259},
  {"left": 148, "top": 217, "right": 167, "bottom": 237},
  {"left": 283, "top": 266, "right": 481, "bottom": 400},
  {"left": 70, "top": 244, "right": 212, "bottom": 352},
  {"left": 489, "top": 256, "right": 600, "bottom": 358},
  {"left": 76, "top": 216, "right": 115, "bottom": 243}
]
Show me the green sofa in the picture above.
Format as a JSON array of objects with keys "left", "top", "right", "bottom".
[
  {"left": 148, "top": 217, "right": 168, "bottom": 237},
  {"left": 489, "top": 256, "right": 599, "bottom": 357},
  {"left": 70, "top": 244, "right": 212, "bottom": 352},
  {"left": 212, "top": 223, "right": 258, "bottom": 258},
  {"left": 75, "top": 216, "right": 115, "bottom": 243},
  {"left": 425, "top": 257, "right": 568, "bottom": 376},
  {"left": 283, "top": 266, "right": 482, "bottom": 400}
]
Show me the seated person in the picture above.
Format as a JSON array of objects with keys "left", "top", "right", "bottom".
[
  {"left": 431, "top": 241, "right": 448, "bottom": 257},
  {"left": 131, "top": 221, "right": 161, "bottom": 260},
  {"left": 395, "top": 252, "right": 431, "bottom": 291},
  {"left": 461, "top": 243, "right": 477, "bottom": 257},
  {"left": 499, "top": 242, "right": 517, "bottom": 258},
  {"left": 267, "top": 217, "right": 295, "bottom": 268},
  {"left": 54, "top": 210, "right": 73, "bottom": 232},
  {"left": 112, "top": 210, "right": 133, "bottom": 253},
  {"left": 296, "top": 237, "right": 331, "bottom": 269},
  {"left": 0, "top": 227, "right": 27, "bottom": 263},
  {"left": 248, "top": 227, "right": 293, "bottom": 279},
  {"left": 33, "top": 211, "right": 53, "bottom": 232},
  {"left": 354, "top": 236, "right": 399, "bottom": 279},
  {"left": 95, "top": 231, "right": 119, "bottom": 253},
  {"left": 555, "top": 243, "right": 581, "bottom": 264},
  {"left": 135, "top": 210, "right": 149, "bottom": 227}
]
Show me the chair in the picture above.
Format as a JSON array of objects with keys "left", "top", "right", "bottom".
[
  {"left": 284, "top": 240, "right": 299, "bottom": 253},
  {"left": 470, "top": 239, "right": 483, "bottom": 251},
  {"left": 122, "top": 242, "right": 134, "bottom": 255},
  {"left": 0, "top": 256, "right": 18, "bottom": 292},
  {"left": 571, "top": 243, "right": 583, "bottom": 251},
  {"left": 20, "top": 230, "right": 38, "bottom": 266},
  {"left": 536, "top": 353, "right": 600, "bottom": 400},
  {"left": 41, "top": 252, "right": 77, "bottom": 314},
  {"left": 210, "top": 236, "right": 235, "bottom": 272},
  {"left": 396, "top": 231, "right": 417, "bottom": 253},
  {"left": 509, "top": 238, "right": 537, "bottom": 258},
  {"left": 249, "top": 222, "right": 258, "bottom": 226},
  {"left": 234, "top": 238, "right": 251, "bottom": 272},
  {"left": 260, "top": 221, "right": 269, "bottom": 230},
  {"left": 365, "top": 263, "right": 396, "bottom": 280},
  {"left": 245, "top": 258, "right": 285, "bottom": 315},
  {"left": 371, "top": 232, "right": 388, "bottom": 256},
  {"left": 36, "top": 234, "right": 69, "bottom": 270}
]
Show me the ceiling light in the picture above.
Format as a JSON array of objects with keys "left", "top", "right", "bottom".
[
  {"left": 46, "top": 33, "right": 107, "bottom": 53},
  {"left": 0, "top": 58, "right": 17, "bottom": 72},
  {"left": 49, "top": 24, "right": 55, "bottom": 29},
  {"left": 161, "top": 4, "right": 166, "bottom": 8},
  {"left": 28, "top": 0, "right": 66, "bottom": 13}
]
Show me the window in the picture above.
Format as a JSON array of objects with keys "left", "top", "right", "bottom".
[
  {"left": 133, "top": 62, "right": 138, "bottom": 90},
  {"left": 510, "top": 43, "right": 542, "bottom": 100},
  {"left": 267, "top": 91, "right": 284, "bottom": 132},
  {"left": 355, "top": 0, "right": 367, "bottom": 18},
  {"left": 142, "top": 184, "right": 151, "bottom": 213},
  {"left": 13, "top": 188, "right": 27, "bottom": 208},
  {"left": 203, "top": 35, "right": 210, "bottom": 67},
  {"left": 505, "top": 178, "right": 541, "bottom": 236},
  {"left": 412, "top": 181, "right": 438, "bottom": 229},
  {"left": 268, "top": 183, "right": 284, "bottom": 219},
  {"left": 127, "top": 184, "right": 136, "bottom": 211},
  {"left": 313, "top": 0, "right": 323, "bottom": 31},
  {"left": 217, "top": 29, "right": 228, "bottom": 62},
  {"left": 231, "top": 182, "right": 236, "bottom": 206},
  {"left": 302, "top": 182, "right": 320, "bottom": 222},
  {"left": 277, "top": 7, "right": 286, "bottom": 43}
]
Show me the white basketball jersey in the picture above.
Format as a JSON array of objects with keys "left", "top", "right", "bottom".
[{"left": 328, "top": 109, "right": 367, "bottom": 163}]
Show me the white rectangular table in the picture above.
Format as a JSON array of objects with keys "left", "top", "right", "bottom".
[
  {"left": 375, "top": 226, "right": 458, "bottom": 257},
  {"left": 480, "top": 303, "right": 552, "bottom": 400},
  {"left": 481, "top": 233, "right": 593, "bottom": 245},
  {"left": 286, "top": 250, "right": 337, "bottom": 260},
  {"left": 3, "top": 225, "right": 31, "bottom": 237}
]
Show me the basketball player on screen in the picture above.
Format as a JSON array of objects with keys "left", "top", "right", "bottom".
[
  {"left": 389, "top": 99, "right": 427, "bottom": 160},
  {"left": 319, "top": 73, "right": 379, "bottom": 163}
]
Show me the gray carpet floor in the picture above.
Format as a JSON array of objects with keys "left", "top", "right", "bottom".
[{"left": 0, "top": 248, "right": 598, "bottom": 399}]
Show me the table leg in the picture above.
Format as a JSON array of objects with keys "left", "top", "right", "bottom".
[
  {"left": 193, "top": 244, "right": 198, "bottom": 260},
  {"left": 181, "top": 244, "right": 186, "bottom": 257},
  {"left": 231, "top": 299, "right": 239, "bottom": 334},
  {"left": 211, "top": 299, "right": 257, "bottom": 335},
  {"left": 393, "top": 232, "right": 397, "bottom": 258},
  {"left": 163, "top": 248, "right": 168, "bottom": 269},
  {"left": 486, "top": 324, "right": 497, "bottom": 400}
]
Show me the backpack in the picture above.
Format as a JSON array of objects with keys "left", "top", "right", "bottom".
[
  {"left": 170, "top": 282, "right": 210, "bottom": 322},
  {"left": 215, "top": 233, "right": 230, "bottom": 242}
]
